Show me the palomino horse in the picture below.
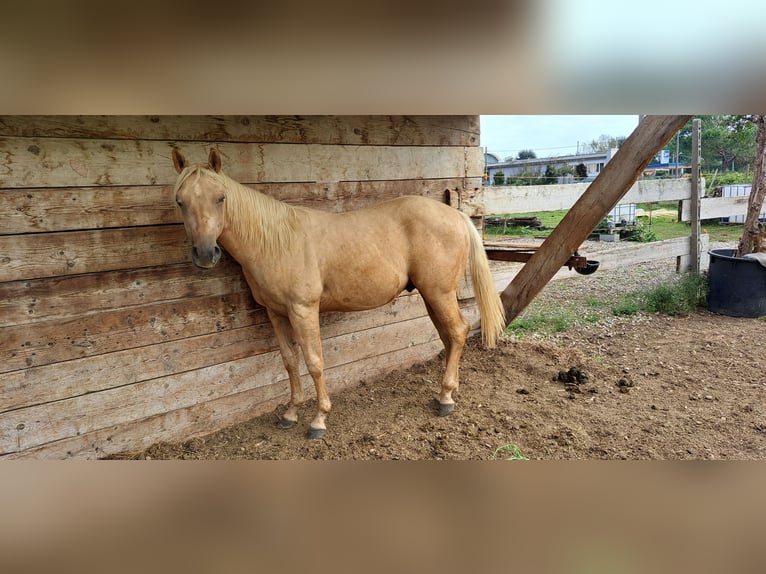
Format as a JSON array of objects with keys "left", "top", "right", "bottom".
[{"left": 172, "top": 148, "right": 506, "bottom": 439}]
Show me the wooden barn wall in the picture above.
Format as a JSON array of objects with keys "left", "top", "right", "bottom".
[{"left": 0, "top": 115, "right": 484, "bottom": 459}]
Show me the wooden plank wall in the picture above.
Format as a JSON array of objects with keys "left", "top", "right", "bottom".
[{"left": 0, "top": 115, "right": 484, "bottom": 459}]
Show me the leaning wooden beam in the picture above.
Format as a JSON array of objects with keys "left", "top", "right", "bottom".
[{"left": 500, "top": 114, "right": 692, "bottom": 324}]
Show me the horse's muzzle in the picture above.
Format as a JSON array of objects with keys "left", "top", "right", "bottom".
[{"left": 191, "top": 244, "right": 222, "bottom": 268}]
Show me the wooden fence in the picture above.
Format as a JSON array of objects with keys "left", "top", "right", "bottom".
[
  {"left": 461, "top": 177, "right": 729, "bottom": 275},
  {"left": 0, "top": 115, "right": 484, "bottom": 459}
]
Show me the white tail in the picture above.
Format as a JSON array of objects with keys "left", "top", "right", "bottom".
[{"left": 459, "top": 212, "right": 506, "bottom": 347}]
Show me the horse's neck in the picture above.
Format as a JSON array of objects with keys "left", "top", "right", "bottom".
[{"left": 223, "top": 183, "right": 299, "bottom": 259}]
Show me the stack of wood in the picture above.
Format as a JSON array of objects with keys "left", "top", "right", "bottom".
[{"left": 484, "top": 216, "right": 543, "bottom": 230}]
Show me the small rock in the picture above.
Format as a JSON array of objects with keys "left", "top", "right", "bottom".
[{"left": 516, "top": 388, "right": 530, "bottom": 395}]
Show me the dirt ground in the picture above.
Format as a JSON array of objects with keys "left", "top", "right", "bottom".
[{"left": 124, "top": 238, "right": 766, "bottom": 460}]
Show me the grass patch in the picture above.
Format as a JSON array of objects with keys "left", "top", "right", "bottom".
[
  {"left": 645, "top": 273, "right": 708, "bottom": 315},
  {"left": 507, "top": 309, "right": 576, "bottom": 335},
  {"left": 506, "top": 274, "right": 709, "bottom": 338},
  {"left": 493, "top": 444, "right": 529, "bottom": 460},
  {"left": 612, "top": 298, "right": 644, "bottom": 316}
]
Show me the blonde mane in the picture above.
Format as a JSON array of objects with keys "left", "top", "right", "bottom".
[{"left": 175, "top": 166, "right": 300, "bottom": 257}]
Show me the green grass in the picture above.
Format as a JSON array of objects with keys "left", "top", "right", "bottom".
[
  {"left": 612, "top": 298, "right": 644, "bottom": 316},
  {"left": 507, "top": 309, "right": 576, "bottom": 335},
  {"left": 645, "top": 273, "right": 708, "bottom": 315},
  {"left": 493, "top": 444, "right": 529, "bottom": 460},
  {"left": 506, "top": 274, "right": 709, "bottom": 337}
]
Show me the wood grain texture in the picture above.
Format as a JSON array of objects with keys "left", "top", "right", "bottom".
[
  {"left": 1, "top": 339, "right": 447, "bottom": 459},
  {"left": 0, "top": 225, "right": 189, "bottom": 282},
  {"left": 0, "top": 314, "right": 442, "bottom": 455},
  {"left": 0, "top": 116, "right": 480, "bottom": 146},
  {"left": 462, "top": 178, "right": 695, "bottom": 217},
  {"left": 0, "top": 291, "right": 264, "bottom": 373},
  {"left": 0, "top": 138, "right": 483, "bottom": 188},
  {"left": 0, "top": 289, "right": 439, "bottom": 411},
  {"left": 0, "top": 177, "right": 479, "bottom": 235},
  {"left": 0, "top": 258, "right": 247, "bottom": 328},
  {"left": 680, "top": 195, "right": 753, "bottom": 221}
]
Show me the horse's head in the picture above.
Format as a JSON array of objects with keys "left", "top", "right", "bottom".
[{"left": 172, "top": 148, "right": 226, "bottom": 269}]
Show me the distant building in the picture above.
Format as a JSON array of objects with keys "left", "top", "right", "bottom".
[{"left": 484, "top": 148, "right": 620, "bottom": 185}]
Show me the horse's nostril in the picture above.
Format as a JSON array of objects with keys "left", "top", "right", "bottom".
[{"left": 214, "top": 246, "right": 222, "bottom": 259}]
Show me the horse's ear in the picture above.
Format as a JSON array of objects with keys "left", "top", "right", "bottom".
[
  {"left": 209, "top": 148, "right": 223, "bottom": 173},
  {"left": 172, "top": 148, "right": 187, "bottom": 173}
]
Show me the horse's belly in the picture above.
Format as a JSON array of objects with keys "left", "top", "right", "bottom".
[{"left": 319, "top": 276, "right": 403, "bottom": 312}]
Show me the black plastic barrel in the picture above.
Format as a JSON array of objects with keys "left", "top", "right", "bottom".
[{"left": 708, "top": 248, "right": 766, "bottom": 317}]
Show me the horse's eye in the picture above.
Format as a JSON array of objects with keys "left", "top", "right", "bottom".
[
  {"left": 176, "top": 199, "right": 183, "bottom": 207},
  {"left": 217, "top": 196, "right": 225, "bottom": 204}
]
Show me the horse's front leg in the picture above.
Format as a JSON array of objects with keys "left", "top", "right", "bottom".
[
  {"left": 288, "top": 305, "right": 331, "bottom": 440},
  {"left": 267, "top": 309, "right": 304, "bottom": 429}
]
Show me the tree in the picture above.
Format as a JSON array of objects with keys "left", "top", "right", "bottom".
[
  {"left": 575, "top": 163, "right": 588, "bottom": 179},
  {"left": 543, "top": 165, "right": 558, "bottom": 184},
  {"left": 507, "top": 169, "right": 537, "bottom": 186},
  {"left": 516, "top": 149, "right": 537, "bottom": 160},
  {"left": 492, "top": 170, "right": 505, "bottom": 186},
  {"left": 737, "top": 115, "right": 766, "bottom": 256},
  {"left": 584, "top": 134, "right": 625, "bottom": 153},
  {"left": 667, "top": 115, "right": 757, "bottom": 173}
]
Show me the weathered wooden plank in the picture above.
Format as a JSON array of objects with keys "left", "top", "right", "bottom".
[
  {"left": 257, "top": 177, "right": 482, "bottom": 213},
  {"left": 0, "top": 314, "right": 441, "bottom": 455},
  {"left": 0, "top": 138, "right": 484, "bottom": 188},
  {"left": 0, "top": 116, "right": 480, "bottom": 147},
  {"left": 680, "top": 195, "right": 754, "bottom": 221},
  {"left": 0, "top": 225, "right": 189, "bottom": 282},
  {"left": 581, "top": 235, "right": 711, "bottom": 273},
  {"left": 0, "top": 291, "right": 264, "bottom": 374},
  {"left": 623, "top": 178, "right": 697, "bottom": 205},
  {"left": 1, "top": 338, "right": 446, "bottom": 459},
  {"left": 0, "top": 177, "right": 479, "bottom": 235},
  {"left": 0, "top": 186, "right": 178, "bottom": 234},
  {"left": 461, "top": 178, "right": 694, "bottom": 217},
  {"left": 590, "top": 236, "right": 695, "bottom": 270},
  {"left": 0, "top": 324, "right": 274, "bottom": 414},
  {"left": 0, "top": 259, "right": 247, "bottom": 328},
  {"left": 1, "top": 289, "right": 437, "bottom": 411}
]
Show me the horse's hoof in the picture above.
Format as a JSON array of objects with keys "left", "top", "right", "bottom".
[
  {"left": 306, "top": 427, "right": 325, "bottom": 440},
  {"left": 431, "top": 398, "right": 455, "bottom": 417},
  {"left": 438, "top": 403, "right": 455, "bottom": 417},
  {"left": 277, "top": 418, "right": 297, "bottom": 430}
]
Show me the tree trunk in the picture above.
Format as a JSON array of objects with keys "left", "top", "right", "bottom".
[{"left": 737, "top": 115, "right": 766, "bottom": 256}]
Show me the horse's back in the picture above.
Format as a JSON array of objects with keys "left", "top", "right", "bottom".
[{"left": 305, "top": 195, "right": 470, "bottom": 311}]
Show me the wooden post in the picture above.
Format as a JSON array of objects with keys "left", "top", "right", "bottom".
[
  {"left": 501, "top": 114, "right": 692, "bottom": 324},
  {"left": 690, "top": 118, "right": 702, "bottom": 272}
]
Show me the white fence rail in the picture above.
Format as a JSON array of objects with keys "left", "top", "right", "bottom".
[{"left": 463, "top": 177, "right": 752, "bottom": 273}]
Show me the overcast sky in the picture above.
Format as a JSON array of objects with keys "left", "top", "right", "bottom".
[{"left": 480, "top": 115, "right": 641, "bottom": 159}]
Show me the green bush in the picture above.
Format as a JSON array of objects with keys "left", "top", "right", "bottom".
[
  {"left": 623, "top": 222, "right": 658, "bottom": 243},
  {"left": 645, "top": 273, "right": 708, "bottom": 316},
  {"left": 612, "top": 298, "right": 643, "bottom": 316}
]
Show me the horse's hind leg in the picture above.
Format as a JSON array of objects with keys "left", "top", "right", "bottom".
[
  {"left": 422, "top": 293, "right": 470, "bottom": 417},
  {"left": 268, "top": 310, "right": 305, "bottom": 429}
]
